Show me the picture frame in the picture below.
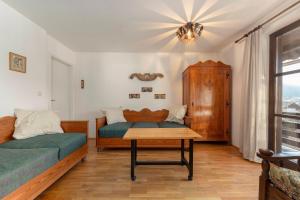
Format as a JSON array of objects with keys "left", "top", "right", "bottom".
[
  {"left": 154, "top": 94, "right": 166, "bottom": 99},
  {"left": 129, "top": 93, "right": 140, "bottom": 99},
  {"left": 9, "top": 52, "right": 27, "bottom": 73},
  {"left": 141, "top": 87, "right": 153, "bottom": 92}
]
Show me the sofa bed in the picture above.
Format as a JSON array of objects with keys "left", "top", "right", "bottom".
[
  {"left": 0, "top": 116, "right": 88, "bottom": 200},
  {"left": 96, "top": 108, "right": 191, "bottom": 150}
]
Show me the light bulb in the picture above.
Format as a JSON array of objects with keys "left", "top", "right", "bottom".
[{"left": 187, "top": 30, "right": 192, "bottom": 39}]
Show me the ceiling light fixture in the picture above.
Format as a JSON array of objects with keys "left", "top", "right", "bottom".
[{"left": 176, "top": 22, "right": 204, "bottom": 42}]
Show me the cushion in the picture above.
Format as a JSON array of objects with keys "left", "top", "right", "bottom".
[
  {"left": 103, "top": 108, "right": 126, "bottom": 125},
  {"left": 99, "top": 122, "right": 133, "bottom": 138},
  {"left": 0, "top": 133, "right": 86, "bottom": 160},
  {"left": 166, "top": 105, "right": 187, "bottom": 124},
  {"left": 132, "top": 122, "right": 159, "bottom": 128},
  {"left": 13, "top": 109, "right": 63, "bottom": 139},
  {"left": 269, "top": 163, "right": 300, "bottom": 199},
  {"left": 158, "top": 121, "right": 187, "bottom": 128},
  {"left": 0, "top": 148, "right": 59, "bottom": 198}
]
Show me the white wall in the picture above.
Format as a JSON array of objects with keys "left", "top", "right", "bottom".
[
  {"left": 0, "top": 0, "right": 75, "bottom": 116},
  {"left": 219, "top": 42, "right": 245, "bottom": 147},
  {"left": 76, "top": 52, "right": 219, "bottom": 138},
  {"left": 219, "top": 1, "right": 300, "bottom": 148},
  {"left": 47, "top": 36, "right": 76, "bottom": 66}
]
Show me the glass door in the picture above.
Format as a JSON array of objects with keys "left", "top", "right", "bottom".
[{"left": 269, "top": 20, "right": 300, "bottom": 153}]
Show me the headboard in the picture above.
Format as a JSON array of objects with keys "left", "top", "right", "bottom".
[
  {"left": 123, "top": 108, "right": 169, "bottom": 122},
  {"left": 0, "top": 116, "right": 16, "bottom": 144}
]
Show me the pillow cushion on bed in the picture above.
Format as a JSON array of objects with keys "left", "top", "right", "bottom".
[
  {"left": 102, "top": 108, "right": 126, "bottom": 125},
  {"left": 13, "top": 109, "right": 64, "bottom": 139},
  {"left": 166, "top": 105, "right": 187, "bottom": 124}
]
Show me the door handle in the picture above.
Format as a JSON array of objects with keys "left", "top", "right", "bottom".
[{"left": 51, "top": 99, "right": 56, "bottom": 102}]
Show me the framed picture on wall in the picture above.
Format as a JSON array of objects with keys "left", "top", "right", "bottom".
[
  {"left": 154, "top": 94, "right": 166, "bottom": 99},
  {"left": 141, "top": 87, "right": 153, "bottom": 92},
  {"left": 9, "top": 52, "right": 26, "bottom": 73},
  {"left": 129, "top": 93, "right": 140, "bottom": 99}
]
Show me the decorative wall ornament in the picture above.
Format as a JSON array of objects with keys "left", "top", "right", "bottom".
[
  {"left": 154, "top": 94, "right": 166, "bottom": 99},
  {"left": 141, "top": 87, "right": 153, "bottom": 92},
  {"left": 9, "top": 52, "right": 26, "bottom": 73},
  {"left": 129, "top": 73, "right": 164, "bottom": 81},
  {"left": 129, "top": 94, "right": 140, "bottom": 99}
]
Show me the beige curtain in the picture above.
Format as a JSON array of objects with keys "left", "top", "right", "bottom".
[{"left": 239, "top": 29, "right": 269, "bottom": 162}]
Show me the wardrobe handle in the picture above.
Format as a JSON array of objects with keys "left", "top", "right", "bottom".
[
  {"left": 192, "top": 102, "right": 194, "bottom": 106},
  {"left": 226, "top": 101, "right": 231, "bottom": 106}
]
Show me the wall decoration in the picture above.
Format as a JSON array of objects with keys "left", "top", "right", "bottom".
[
  {"left": 129, "top": 94, "right": 140, "bottom": 99},
  {"left": 129, "top": 73, "right": 164, "bottom": 81},
  {"left": 81, "top": 80, "right": 85, "bottom": 89},
  {"left": 141, "top": 87, "right": 153, "bottom": 92},
  {"left": 9, "top": 52, "right": 26, "bottom": 73},
  {"left": 154, "top": 94, "right": 166, "bottom": 99}
]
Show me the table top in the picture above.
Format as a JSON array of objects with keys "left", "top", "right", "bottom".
[{"left": 123, "top": 128, "right": 202, "bottom": 140}]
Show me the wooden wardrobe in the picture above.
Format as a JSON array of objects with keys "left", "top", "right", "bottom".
[{"left": 183, "top": 60, "right": 231, "bottom": 142}]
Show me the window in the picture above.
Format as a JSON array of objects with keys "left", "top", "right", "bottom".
[{"left": 269, "top": 20, "right": 300, "bottom": 153}]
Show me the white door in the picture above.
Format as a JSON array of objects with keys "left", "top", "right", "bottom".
[{"left": 51, "top": 58, "right": 72, "bottom": 120}]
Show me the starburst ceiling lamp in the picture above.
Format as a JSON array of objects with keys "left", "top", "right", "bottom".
[{"left": 176, "top": 22, "right": 204, "bottom": 42}]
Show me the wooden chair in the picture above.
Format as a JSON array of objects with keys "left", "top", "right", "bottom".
[{"left": 257, "top": 149, "right": 300, "bottom": 200}]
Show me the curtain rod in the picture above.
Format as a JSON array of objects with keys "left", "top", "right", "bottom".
[{"left": 234, "top": 0, "right": 300, "bottom": 43}]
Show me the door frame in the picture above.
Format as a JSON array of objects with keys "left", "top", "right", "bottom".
[
  {"left": 49, "top": 56, "right": 74, "bottom": 120},
  {"left": 268, "top": 19, "right": 300, "bottom": 152}
]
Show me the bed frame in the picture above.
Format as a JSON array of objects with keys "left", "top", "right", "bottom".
[
  {"left": 0, "top": 116, "right": 89, "bottom": 200},
  {"left": 96, "top": 108, "right": 190, "bottom": 151}
]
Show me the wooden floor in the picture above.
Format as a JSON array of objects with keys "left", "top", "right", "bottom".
[{"left": 37, "top": 140, "right": 260, "bottom": 200}]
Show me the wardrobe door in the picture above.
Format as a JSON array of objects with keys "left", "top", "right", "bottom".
[
  {"left": 190, "top": 68, "right": 229, "bottom": 141},
  {"left": 189, "top": 68, "right": 213, "bottom": 140}
]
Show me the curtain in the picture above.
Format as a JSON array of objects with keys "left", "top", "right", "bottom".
[{"left": 239, "top": 29, "right": 269, "bottom": 162}]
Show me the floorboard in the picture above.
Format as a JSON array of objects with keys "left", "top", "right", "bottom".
[{"left": 37, "top": 139, "right": 260, "bottom": 200}]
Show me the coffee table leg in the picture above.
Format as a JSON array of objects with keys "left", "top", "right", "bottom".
[
  {"left": 181, "top": 139, "right": 185, "bottom": 166},
  {"left": 188, "top": 139, "right": 194, "bottom": 181},
  {"left": 131, "top": 140, "right": 137, "bottom": 181},
  {"left": 135, "top": 140, "right": 137, "bottom": 161}
]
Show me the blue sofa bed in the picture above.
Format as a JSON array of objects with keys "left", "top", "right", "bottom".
[
  {"left": 99, "top": 121, "right": 186, "bottom": 138},
  {"left": 96, "top": 108, "right": 189, "bottom": 150},
  {"left": 0, "top": 117, "right": 88, "bottom": 200}
]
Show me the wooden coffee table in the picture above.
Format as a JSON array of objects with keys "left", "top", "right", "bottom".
[{"left": 123, "top": 128, "right": 201, "bottom": 181}]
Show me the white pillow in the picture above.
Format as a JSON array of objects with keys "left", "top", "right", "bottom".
[
  {"left": 166, "top": 105, "right": 187, "bottom": 124},
  {"left": 102, "top": 108, "right": 126, "bottom": 125},
  {"left": 13, "top": 109, "right": 64, "bottom": 139}
]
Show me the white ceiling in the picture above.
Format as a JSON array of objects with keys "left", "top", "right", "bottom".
[{"left": 3, "top": 0, "right": 285, "bottom": 52}]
